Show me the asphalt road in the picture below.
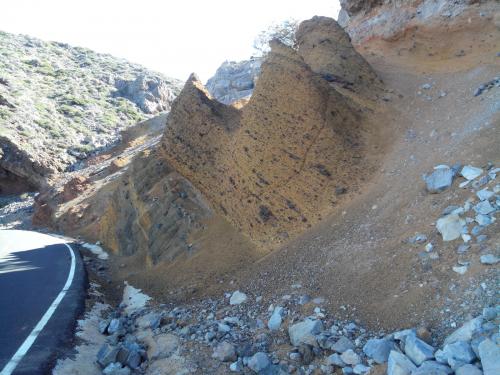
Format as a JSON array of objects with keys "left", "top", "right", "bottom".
[{"left": 0, "top": 230, "right": 86, "bottom": 375}]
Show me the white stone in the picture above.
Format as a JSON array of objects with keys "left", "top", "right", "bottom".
[
  {"left": 436, "top": 214, "right": 465, "bottom": 241},
  {"left": 268, "top": 306, "right": 283, "bottom": 331},
  {"left": 461, "top": 166, "right": 483, "bottom": 180},
  {"left": 229, "top": 291, "right": 247, "bottom": 305}
]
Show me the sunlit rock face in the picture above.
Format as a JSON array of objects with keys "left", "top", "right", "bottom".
[{"left": 162, "top": 17, "right": 382, "bottom": 248}]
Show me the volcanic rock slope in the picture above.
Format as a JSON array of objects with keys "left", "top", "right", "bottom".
[
  {"left": 0, "top": 31, "right": 183, "bottom": 193},
  {"left": 36, "top": 0, "right": 499, "bottom": 334}
]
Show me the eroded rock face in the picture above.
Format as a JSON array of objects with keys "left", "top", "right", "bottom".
[
  {"left": 162, "top": 20, "right": 381, "bottom": 247},
  {"left": 296, "top": 16, "right": 382, "bottom": 93},
  {"left": 205, "top": 58, "right": 262, "bottom": 104},
  {"left": 338, "top": 0, "right": 489, "bottom": 43}
]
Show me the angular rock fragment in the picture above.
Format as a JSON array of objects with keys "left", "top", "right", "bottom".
[
  {"left": 288, "top": 319, "right": 324, "bottom": 347},
  {"left": 436, "top": 214, "right": 465, "bottom": 241},
  {"left": 423, "top": 166, "right": 454, "bottom": 193}
]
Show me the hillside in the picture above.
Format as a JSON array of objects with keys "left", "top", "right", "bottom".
[{"left": 0, "top": 31, "right": 183, "bottom": 193}]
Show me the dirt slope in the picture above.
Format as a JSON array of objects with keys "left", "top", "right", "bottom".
[{"left": 233, "top": 6, "right": 500, "bottom": 332}]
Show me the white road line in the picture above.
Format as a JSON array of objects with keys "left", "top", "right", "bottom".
[{"left": 0, "top": 243, "right": 76, "bottom": 375}]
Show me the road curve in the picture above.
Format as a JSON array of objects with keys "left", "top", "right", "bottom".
[{"left": 0, "top": 230, "right": 86, "bottom": 375}]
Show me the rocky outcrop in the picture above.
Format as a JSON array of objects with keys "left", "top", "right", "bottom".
[
  {"left": 0, "top": 31, "right": 183, "bottom": 193},
  {"left": 36, "top": 16, "right": 383, "bottom": 265},
  {"left": 113, "top": 75, "right": 179, "bottom": 114},
  {"left": 161, "top": 19, "right": 382, "bottom": 247},
  {"left": 338, "top": 0, "right": 493, "bottom": 43},
  {"left": 205, "top": 58, "right": 262, "bottom": 104}
]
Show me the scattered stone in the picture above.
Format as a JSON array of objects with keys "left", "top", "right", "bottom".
[
  {"left": 452, "top": 265, "right": 468, "bottom": 275},
  {"left": 387, "top": 350, "right": 417, "bottom": 375},
  {"left": 212, "top": 341, "right": 237, "bottom": 362},
  {"left": 229, "top": 291, "right": 248, "bottom": 305},
  {"left": 423, "top": 166, "right": 454, "bottom": 193},
  {"left": 442, "top": 341, "right": 476, "bottom": 369},
  {"left": 444, "top": 317, "right": 483, "bottom": 345},
  {"left": 103, "top": 363, "right": 131, "bottom": 375},
  {"left": 326, "top": 353, "right": 346, "bottom": 367},
  {"left": 437, "top": 214, "right": 465, "bottom": 241},
  {"left": 480, "top": 254, "right": 499, "bottom": 265},
  {"left": 340, "top": 349, "right": 361, "bottom": 365},
  {"left": 299, "top": 295, "right": 311, "bottom": 305},
  {"left": 477, "top": 189, "right": 494, "bottom": 201},
  {"left": 230, "top": 360, "right": 242, "bottom": 372},
  {"left": 461, "top": 166, "right": 483, "bottom": 180},
  {"left": 107, "top": 318, "right": 122, "bottom": 334},
  {"left": 363, "top": 338, "right": 394, "bottom": 364},
  {"left": 332, "top": 336, "right": 355, "bottom": 353},
  {"left": 97, "top": 344, "right": 120, "bottom": 368},
  {"left": 412, "top": 361, "right": 452, "bottom": 375},
  {"left": 99, "top": 320, "right": 110, "bottom": 334},
  {"left": 268, "top": 306, "right": 283, "bottom": 331},
  {"left": 442, "top": 205, "right": 461, "bottom": 216},
  {"left": 474, "top": 201, "right": 495, "bottom": 215},
  {"left": 248, "top": 352, "right": 270, "bottom": 372},
  {"left": 408, "top": 234, "right": 427, "bottom": 244},
  {"left": 405, "top": 334, "right": 435, "bottom": 365},
  {"left": 475, "top": 214, "right": 492, "bottom": 226},
  {"left": 482, "top": 307, "right": 497, "bottom": 321},
  {"left": 353, "top": 364, "right": 371, "bottom": 374},
  {"left": 478, "top": 339, "right": 500, "bottom": 375},
  {"left": 288, "top": 318, "right": 324, "bottom": 347},
  {"left": 455, "top": 364, "right": 483, "bottom": 375}
]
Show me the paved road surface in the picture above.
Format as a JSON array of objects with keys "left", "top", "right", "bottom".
[{"left": 0, "top": 230, "right": 85, "bottom": 375}]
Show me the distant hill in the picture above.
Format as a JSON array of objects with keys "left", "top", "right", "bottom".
[{"left": 0, "top": 30, "right": 183, "bottom": 192}]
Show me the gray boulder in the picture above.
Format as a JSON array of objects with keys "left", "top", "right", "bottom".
[
  {"left": 444, "top": 317, "right": 483, "bottom": 345},
  {"left": 332, "top": 336, "right": 355, "bottom": 353},
  {"left": 340, "top": 349, "right": 361, "bottom": 365},
  {"left": 288, "top": 318, "right": 324, "bottom": 347},
  {"left": 478, "top": 339, "right": 500, "bottom": 375},
  {"left": 455, "top": 364, "right": 483, "bottom": 375},
  {"left": 212, "top": 341, "right": 237, "bottom": 362},
  {"left": 387, "top": 350, "right": 417, "bottom": 375},
  {"left": 423, "top": 166, "right": 454, "bottom": 193},
  {"left": 363, "top": 338, "right": 395, "bottom": 364},
  {"left": 412, "top": 360, "right": 453, "bottom": 375},
  {"left": 405, "top": 334, "right": 435, "bottom": 365},
  {"left": 248, "top": 352, "right": 270, "bottom": 373},
  {"left": 206, "top": 58, "right": 262, "bottom": 104},
  {"left": 114, "top": 74, "right": 178, "bottom": 114},
  {"left": 442, "top": 341, "right": 476, "bottom": 370},
  {"left": 268, "top": 306, "right": 283, "bottom": 331},
  {"left": 97, "top": 344, "right": 120, "bottom": 368}
]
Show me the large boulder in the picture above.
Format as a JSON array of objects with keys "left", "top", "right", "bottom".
[
  {"left": 114, "top": 75, "right": 179, "bottom": 114},
  {"left": 206, "top": 58, "right": 262, "bottom": 104}
]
